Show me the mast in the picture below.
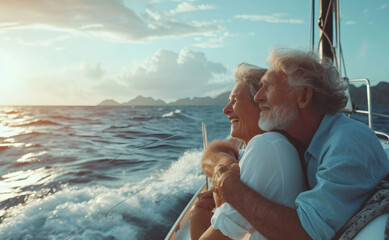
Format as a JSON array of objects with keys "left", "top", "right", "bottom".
[
  {"left": 319, "top": 0, "right": 334, "bottom": 61},
  {"left": 310, "top": 0, "right": 315, "bottom": 51}
]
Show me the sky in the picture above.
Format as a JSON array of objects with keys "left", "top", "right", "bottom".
[{"left": 0, "top": 0, "right": 388, "bottom": 105}]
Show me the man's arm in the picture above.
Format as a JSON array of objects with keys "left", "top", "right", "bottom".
[
  {"left": 201, "top": 139, "right": 240, "bottom": 177},
  {"left": 214, "top": 163, "right": 312, "bottom": 240}
]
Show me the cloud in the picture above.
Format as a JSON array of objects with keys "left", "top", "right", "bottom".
[
  {"left": 151, "top": 0, "right": 200, "bottom": 2},
  {"left": 94, "top": 48, "right": 231, "bottom": 101},
  {"left": 5, "top": 48, "right": 231, "bottom": 105},
  {"left": 85, "top": 63, "right": 105, "bottom": 80},
  {"left": 192, "top": 31, "right": 234, "bottom": 48},
  {"left": 170, "top": 2, "right": 216, "bottom": 14},
  {"left": 126, "top": 48, "right": 227, "bottom": 97},
  {"left": 21, "top": 62, "right": 108, "bottom": 105},
  {"left": 0, "top": 0, "right": 221, "bottom": 42},
  {"left": 345, "top": 21, "right": 356, "bottom": 25},
  {"left": 235, "top": 14, "right": 304, "bottom": 24},
  {"left": 15, "top": 34, "right": 71, "bottom": 47}
]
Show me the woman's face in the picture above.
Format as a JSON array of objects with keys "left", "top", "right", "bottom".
[{"left": 223, "top": 82, "right": 263, "bottom": 144}]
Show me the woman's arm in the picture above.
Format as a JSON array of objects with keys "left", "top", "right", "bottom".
[{"left": 199, "top": 226, "right": 233, "bottom": 240}]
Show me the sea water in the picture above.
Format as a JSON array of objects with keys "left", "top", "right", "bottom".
[
  {"left": 0, "top": 105, "right": 388, "bottom": 240},
  {"left": 0, "top": 106, "right": 229, "bottom": 240}
]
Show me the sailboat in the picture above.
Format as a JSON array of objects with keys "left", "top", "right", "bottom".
[{"left": 165, "top": 0, "right": 389, "bottom": 239}]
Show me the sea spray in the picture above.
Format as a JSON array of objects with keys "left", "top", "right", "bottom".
[{"left": 0, "top": 149, "right": 205, "bottom": 240}]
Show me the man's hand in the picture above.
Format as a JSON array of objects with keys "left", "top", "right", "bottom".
[
  {"left": 195, "top": 190, "right": 215, "bottom": 211},
  {"left": 212, "top": 163, "right": 240, "bottom": 205}
]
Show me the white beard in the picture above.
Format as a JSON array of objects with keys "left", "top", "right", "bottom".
[{"left": 258, "top": 103, "right": 299, "bottom": 131}]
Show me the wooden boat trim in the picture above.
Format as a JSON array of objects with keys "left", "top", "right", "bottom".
[{"left": 165, "top": 182, "right": 207, "bottom": 240}]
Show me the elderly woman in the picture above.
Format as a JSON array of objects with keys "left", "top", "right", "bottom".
[{"left": 190, "top": 62, "right": 305, "bottom": 240}]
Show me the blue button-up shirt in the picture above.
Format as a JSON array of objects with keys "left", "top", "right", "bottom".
[{"left": 295, "top": 113, "right": 389, "bottom": 240}]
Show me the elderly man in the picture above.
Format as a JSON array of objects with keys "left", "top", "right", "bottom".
[{"left": 202, "top": 49, "right": 389, "bottom": 240}]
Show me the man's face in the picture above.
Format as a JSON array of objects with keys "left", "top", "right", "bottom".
[{"left": 254, "top": 70, "right": 299, "bottom": 131}]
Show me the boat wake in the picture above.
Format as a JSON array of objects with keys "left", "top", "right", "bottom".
[{"left": 0, "top": 149, "right": 205, "bottom": 240}]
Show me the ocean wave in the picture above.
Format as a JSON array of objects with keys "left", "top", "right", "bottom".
[
  {"left": 13, "top": 119, "right": 61, "bottom": 127},
  {"left": 110, "top": 130, "right": 169, "bottom": 139},
  {"left": 24, "top": 143, "right": 43, "bottom": 148},
  {"left": 51, "top": 115, "right": 89, "bottom": 121},
  {"left": 147, "top": 133, "right": 175, "bottom": 139},
  {"left": 130, "top": 117, "right": 154, "bottom": 121},
  {"left": 10, "top": 131, "right": 46, "bottom": 139},
  {"left": 114, "top": 134, "right": 136, "bottom": 140},
  {"left": 0, "top": 145, "right": 11, "bottom": 152},
  {"left": 75, "top": 158, "right": 151, "bottom": 171},
  {"left": 67, "top": 174, "right": 117, "bottom": 184},
  {"left": 3, "top": 110, "right": 20, "bottom": 115},
  {"left": 143, "top": 144, "right": 176, "bottom": 150},
  {"left": 162, "top": 109, "right": 181, "bottom": 118},
  {"left": 116, "top": 130, "right": 143, "bottom": 135},
  {"left": 16, "top": 151, "right": 49, "bottom": 163},
  {"left": 107, "top": 124, "right": 133, "bottom": 129},
  {"left": 0, "top": 142, "right": 42, "bottom": 155},
  {"left": 0, "top": 149, "right": 204, "bottom": 240}
]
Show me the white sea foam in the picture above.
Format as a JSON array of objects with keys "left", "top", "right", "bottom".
[
  {"left": 162, "top": 109, "right": 181, "bottom": 118},
  {"left": 0, "top": 149, "right": 205, "bottom": 240}
]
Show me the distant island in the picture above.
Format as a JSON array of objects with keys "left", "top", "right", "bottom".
[
  {"left": 97, "top": 92, "right": 230, "bottom": 106},
  {"left": 348, "top": 82, "right": 389, "bottom": 105},
  {"left": 98, "top": 82, "right": 389, "bottom": 106}
]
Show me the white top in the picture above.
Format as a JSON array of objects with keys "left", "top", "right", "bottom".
[{"left": 211, "top": 132, "right": 306, "bottom": 240}]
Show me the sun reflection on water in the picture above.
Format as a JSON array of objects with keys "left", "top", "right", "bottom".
[
  {"left": 0, "top": 125, "right": 26, "bottom": 139},
  {"left": 0, "top": 167, "right": 58, "bottom": 203},
  {"left": 17, "top": 151, "right": 48, "bottom": 163}
]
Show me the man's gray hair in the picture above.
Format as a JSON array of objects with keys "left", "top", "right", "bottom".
[
  {"left": 234, "top": 62, "right": 267, "bottom": 98},
  {"left": 268, "top": 49, "right": 348, "bottom": 115}
]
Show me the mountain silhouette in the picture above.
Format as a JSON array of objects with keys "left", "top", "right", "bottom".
[{"left": 97, "top": 82, "right": 389, "bottom": 106}]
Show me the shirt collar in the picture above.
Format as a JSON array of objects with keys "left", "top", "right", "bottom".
[{"left": 306, "top": 114, "right": 340, "bottom": 159}]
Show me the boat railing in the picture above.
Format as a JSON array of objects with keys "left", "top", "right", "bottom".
[{"left": 346, "top": 78, "right": 389, "bottom": 144}]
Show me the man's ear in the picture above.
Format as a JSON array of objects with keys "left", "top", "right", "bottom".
[{"left": 297, "top": 86, "right": 313, "bottom": 109}]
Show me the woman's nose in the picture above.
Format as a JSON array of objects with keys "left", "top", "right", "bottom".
[{"left": 223, "top": 102, "right": 232, "bottom": 115}]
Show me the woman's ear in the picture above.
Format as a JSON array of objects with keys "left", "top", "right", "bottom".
[{"left": 297, "top": 86, "right": 313, "bottom": 109}]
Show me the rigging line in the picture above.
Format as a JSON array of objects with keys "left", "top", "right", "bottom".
[
  {"left": 322, "top": 0, "right": 333, "bottom": 31},
  {"left": 372, "top": 113, "right": 389, "bottom": 119},
  {"left": 64, "top": 133, "right": 182, "bottom": 239},
  {"left": 317, "top": 0, "right": 334, "bottom": 55},
  {"left": 65, "top": 146, "right": 205, "bottom": 240},
  {"left": 319, "top": 29, "right": 338, "bottom": 65},
  {"left": 340, "top": 43, "right": 348, "bottom": 77},
  {"left": 4, "top": 135, "right": 181, "bottom": 240},
  {"left": 65, "top": 128, "right": 198, "bottom": 238},
  {"left": 64, "top": 184, "right": 148, "bottom": 240},
  {"left": 4, "top": 134, "right": 181, "bottom": 240}
]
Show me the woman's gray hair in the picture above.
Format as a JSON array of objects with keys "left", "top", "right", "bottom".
[
  {"left": 268, "top": 49, "right": 348, "bottom": 115},
  {"left": 234, "top": 62, "right": 267, "bottom": 98}
]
